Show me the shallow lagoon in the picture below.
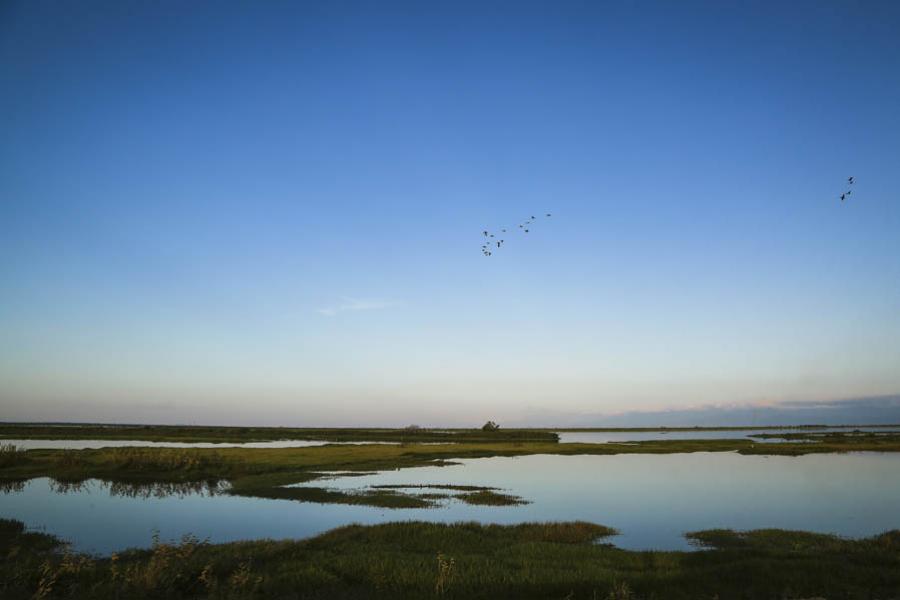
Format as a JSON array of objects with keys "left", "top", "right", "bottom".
[
  {"left": 2, "top": 451, "right": 899, "bottom": 554},
  {"left": 556, "top": 427, "right": 899, "bottom": 444}
]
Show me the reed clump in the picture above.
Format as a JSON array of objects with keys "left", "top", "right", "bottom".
[
  {"left": 0, "top": 444, "right": 27, "bottom": 468},
  {"left": 104, "top": 448, "right": 225, "bottom": 471}
]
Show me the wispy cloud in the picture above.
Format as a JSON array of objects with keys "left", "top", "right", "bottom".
[{"left": 317, "top": 297, "right": 397, "bottom": 317}]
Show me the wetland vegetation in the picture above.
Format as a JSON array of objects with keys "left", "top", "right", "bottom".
[
  {"left": 0, "top": 423, "right": 559, "bottom": 444},
  {"left": 4, "top": 431, "right": 900, "bottom": 509},
  {"left": 2, "top": 517, "right": 899, "bottom": 599},
  {"left": 4, "top": 426, "right": 900, "bottom": 597}
]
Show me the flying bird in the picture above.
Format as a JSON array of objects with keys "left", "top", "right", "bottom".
[
  {"left": 836, "top": 177, "right": 856, "bottom": 204},
  {"left": 479, "top": 211, "right": 553, "bottom": 256}
]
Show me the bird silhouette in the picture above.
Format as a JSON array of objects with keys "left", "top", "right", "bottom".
[
  {"left": 848, "top": 176, "right": 855, "bottom": 185},
  {"left": 840, "top": 193, "right": 846, "bottom": 202},
  {"left": 480, "top": 211, "right": 553, "bottom": 255}
]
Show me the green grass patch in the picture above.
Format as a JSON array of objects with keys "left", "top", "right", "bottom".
[
  {"left": 457, "top": 490, "right": 528, "bottom": 506},
  {"left": 2, "top": 518, "right": 899, "bottom": 599},
  {"left": 371, "top": 484, "right": 499, "bottom": 491},
  {"left": 231, "top": 484, "right": 436, "bottom": 508},
  {"left": 371, "top": 484, "right": 527, "bottom": 506},
  {"left": 5, "top": 436, "right": 900, "bottom": 506},
  {"left": 0, "top": 423, "right": 558, "bottom": 444}
]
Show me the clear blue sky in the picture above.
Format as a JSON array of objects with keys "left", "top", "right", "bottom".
[{"left": 2, "top": 1, "right": 899, "bottom": 426}]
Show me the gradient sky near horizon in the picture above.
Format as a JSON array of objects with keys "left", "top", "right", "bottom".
[{"left": 2, "top": 1, "right": 899, "bottom": 426}]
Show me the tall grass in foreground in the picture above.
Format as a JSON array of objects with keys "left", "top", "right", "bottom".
[{"left": 4, "top": 518, "right": 899, "bottom": 599}]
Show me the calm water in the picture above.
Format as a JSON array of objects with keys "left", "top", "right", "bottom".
[
  {"left": 2, "top": 452, "right": 899, "bottom": 554},
  {"left": 556, "top": 427, "right": 899, "bottom": 444},
  {"left": 1, "top": 439, "right": 400, "bottom": 450}
]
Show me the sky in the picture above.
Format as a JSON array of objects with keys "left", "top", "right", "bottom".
[{"left": 1, "top": 1, "right": 899, "bottom": 427}]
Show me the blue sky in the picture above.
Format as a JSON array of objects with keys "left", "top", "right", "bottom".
[{"left": 1, "top": 1, "right": 899, "bottom": 426}]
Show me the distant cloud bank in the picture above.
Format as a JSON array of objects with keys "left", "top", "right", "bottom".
[{"left": 517, "top": 395, "right": 900, "bottom": 428}]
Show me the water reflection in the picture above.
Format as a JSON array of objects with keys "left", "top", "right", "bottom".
[
  {"left": 0, "top": 480, "right": 25, "bottom": 493},
  {"left": 107, "top": 480, "right": 229, "bottom": 499},
  {"left": 44, "top": 478, "right": 228, "bottom": 498},
  {"left": 2, "top": 452, "right": 899, "bottom": 554}
]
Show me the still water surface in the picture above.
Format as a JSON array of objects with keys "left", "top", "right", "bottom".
[{"left": 2, "top": 452, "right": 898, "bottom": 554}]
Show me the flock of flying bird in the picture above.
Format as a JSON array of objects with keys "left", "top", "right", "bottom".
[
  {"left": 840, "top": 176, "right": 855, "bottom": 203},
  {"left": 479, "top": 177, "right": 856, "bottom": 257},
  {"left": 480, "top": 213, "right": 552, "bottom": 256}
]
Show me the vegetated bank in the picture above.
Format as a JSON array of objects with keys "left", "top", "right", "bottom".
[
  {"left": 0, "top": 423, "right": 559, "bottom": 444},
  {"left": 4, "top": 434, "right": 900, "bottom": 507},
  {"left": 2, "top": 518, "right": 898, "bottom": 599}
]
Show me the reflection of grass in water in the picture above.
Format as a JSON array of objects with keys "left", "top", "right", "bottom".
[
  {"left": 6, "top": 435, "right": 900, "bottom": 508},
  {"left": 4, "top": 518, "right": 900, "bottom": 599},
  {"left": 107, "top": 480, "right": 229, "bottom": 499},
  {"left": 0, "top": 479, "right": 25, "bottom": 493}
]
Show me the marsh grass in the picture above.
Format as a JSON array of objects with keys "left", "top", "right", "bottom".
[
  {"left": 0, "top": 424, "right": 559, "bottom": 444},
  {"left": 234, "top": 484, "right": 437, "bottom": 508},
  {"left": 3, "top": 518, "right": 899, "bottom": 599},
  {"left": 371, "top": 483, "right": 525, "bottom": 505},
  {"left": 434, "top": 552, "right": 455, "bottom": 595},
  {"left": 457, "top": 490, "right": 528, "bottom": 506},
  {"left": 6, "top": 436, "right": 900, "bottom": 507},
  {"left": 0, "top": 444, "right": 27, "bottom": 468},
  {"left": 105, "top": 447, "right": 226, "bottom": 471},
  {"left": 371, "top": 484, "right": 499, "bottom": 491}
]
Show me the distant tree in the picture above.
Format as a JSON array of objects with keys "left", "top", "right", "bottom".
[
  {"left": 481, "top": 421, "right": 500, "bottom": 432},
  {"left": 404, "top": 424, "right": 422, "bottom": 431}
]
